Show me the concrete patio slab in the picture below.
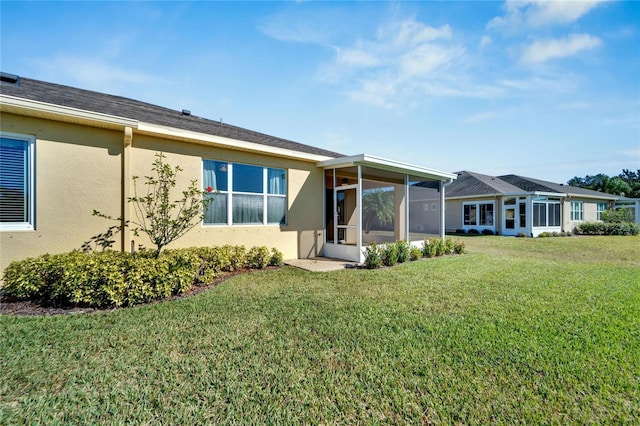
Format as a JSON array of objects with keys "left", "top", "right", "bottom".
[{"left": 285, "top": 257, "right": 361, "bottom": 272}]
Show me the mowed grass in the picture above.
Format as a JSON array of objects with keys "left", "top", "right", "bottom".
[{"left": 1, "top": 236, "right": 638, "bottom": 424}]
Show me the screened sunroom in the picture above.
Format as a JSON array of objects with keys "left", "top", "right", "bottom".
[{"left": 319, "top": 154, "right": 456, "bottom": 262}]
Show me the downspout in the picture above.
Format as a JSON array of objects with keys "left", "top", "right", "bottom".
[
  {"left": 122, "top": 126, "right": 132, "bottom": 252},
  {"left": 440, "top": 178, "right": 454, "bottom": 239}
]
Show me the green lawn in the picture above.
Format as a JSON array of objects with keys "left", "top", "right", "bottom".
[{"left": 1, "top": 236, "right": 639, "bottom": 424}]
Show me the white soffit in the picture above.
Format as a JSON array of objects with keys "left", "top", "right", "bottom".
[{"left": 318, "top": 154, "right": 457, "bottom": 181}]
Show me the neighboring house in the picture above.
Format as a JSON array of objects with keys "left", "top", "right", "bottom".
[
  {"left": 0, "top": 73, "right": 456, "bottom": 272},
  {"left": 444, "top": 171, "right": 620, "bottom": 237}
]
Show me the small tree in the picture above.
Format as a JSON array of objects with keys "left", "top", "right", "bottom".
[
  {"left": 89, "top": 152, "right": 213, "bottom": 258},
  {"left": 601, "top": 207, "right": 634, "bottom": 223}
]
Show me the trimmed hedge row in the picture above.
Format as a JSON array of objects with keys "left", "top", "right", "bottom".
[
  {"left": 364, "top": 238, "right": 465, "bottom": 269},
  {"left": 576, "top": 222, "right": 639, "bottom": 236},
  {"left": 1, "top": 245, "right": 283, "bottom": 308}
]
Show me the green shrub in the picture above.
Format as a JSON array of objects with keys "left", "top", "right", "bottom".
[
  {"left": 269, "top": 248, "right": 284, "bottom": 266},
  {"left": 481, "top": 229, "right": 494, "bottom": 235},
  {"left": 395, "top": 241, "right": 411, "bottom": 263},
  {"left": 381, "top": 243, "right": 399, "bottom": 267},
  {"left": 1, "top": 244, "right": 283, "bottom": 308},
  {"left": 516, "top": 232, "right": 527, "bottom": 238},
  {"left": 467, "top": 229, "right": 480, "bottom": 235},
  {"left": 576, "top": 222, "right": 639, "bottom": 236},
  {"left": 364, "top": 243, "right": 382, "bottom": 269},
  {"left": 409, "top": 246, "right": 422, "bottom": 261},
  {"left": 422, "top": 239, "right": 438, "bottom": 258},
  {"left": 600, "top": 207, "right": 634, "bottom": 223},
  {"left": 454, "top": 241, "right": 466, "bottom": 255},
  {"left": 247, "top": 246, "right": 271, "bottom": 269},
  {"left": 455, "top": 229, "right": 466, "bottom": 234},
  {"left": 442, "top": 238, "right": 456, "bottom": 255}
]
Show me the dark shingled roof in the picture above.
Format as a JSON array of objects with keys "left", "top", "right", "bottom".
[
  {"left": 0, "top": 75, "right": 343, "bottom": 159},
  {"left": 445, "top": 171, "right": 522, "bottom": 198},
  {"left": 447, "top": 171, "right": 618, "bottom": 200},
  {"left": 498, "top": 174, "right": 618, "bottom": 199}
]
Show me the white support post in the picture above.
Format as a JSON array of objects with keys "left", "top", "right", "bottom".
[
  {"left": 356, "top": 165, "right": 363, "bottom": 260},
  {"left": 440, "top": 180, "right": 446, "bottom": 239}
]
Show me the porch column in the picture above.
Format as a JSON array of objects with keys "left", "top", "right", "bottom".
[
  {"left": 356, "top": 166, "right": 363, "bottom": 256},
  {"left": 394, "top": 181, "right": 407, "bottom": 241}
]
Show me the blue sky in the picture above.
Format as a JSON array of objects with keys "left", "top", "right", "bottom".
[{"left": 2, "top": 1, "right": 638, "bottom": 183}]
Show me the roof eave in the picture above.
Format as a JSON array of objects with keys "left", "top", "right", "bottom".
[
  {"left": 318, "top": 153, "right": 457, "bottom": 181},
  {"left": 1, "top": 95, "right": 335, "bottom": 163},
  {"left": 0, "top": 94, "right": 138, "bottom": 129}
]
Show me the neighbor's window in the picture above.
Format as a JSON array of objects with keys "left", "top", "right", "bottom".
[
  {"left": 463, "top": 204, "right": 477, "bottom": 226},
  {"left": 203, "top": 160, "right": 286, "bottom": 225},
  {"left": 570, "top": 201, "right": 583, "bottom": 222},
  {"left": 463, "top": 202, "right": 493, "bottom": 227},
  {"left": 0, "top": 133, "right": 35, "bottom": 230},
  {"left": 597, "top": 202, "right": 607, "bottom": 221},
  {"left": 533, "top": 197, "right": 561, "bottom": 227}
]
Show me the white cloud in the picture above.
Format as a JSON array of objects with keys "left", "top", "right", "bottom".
[
  {"left": 317, "top": 18, "right": 492, "bottom": 108},
  {"left": 335, "top": 47, "right": 380, "bottom": 68},
  {"left": 386, "top": 20, "right": 452, "bottom": 46},
  {"left": 557, "top": 101, "right": 593, "bottom": 110},
  {"left": 400, "top": 44, "right": 462, "bottom": 76},
  {"left": 521, "top": 33, "right": 602, "bottom": 63},
  {"left": 463, "top": 111, "right": 500, "bottom": 124},
  {"left": 34, "top": 55, "right": 157, "bottom": 92},
  {"left": 489, "top": 0, "right": 608, "bottom": 31},
  {"left": 479, "top": 35, "right": 492, "bottom": 48}
]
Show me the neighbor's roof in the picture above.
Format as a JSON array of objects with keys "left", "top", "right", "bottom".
[
  {"left": 447, "top": 171, "right": 619, "bottom": 200},
  {"left": 445, "top": 171, "right": 522, "bottom": 198},
  {"left": 0, "top": 73, "right": 343, "bottom": 159}
]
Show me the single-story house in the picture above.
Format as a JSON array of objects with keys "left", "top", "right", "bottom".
[
  {"left": 0, "top": 73, "right": 456, "bottom": 273},
  {"left": 444, "top": 171, "right": 621, "bottom": 236}
]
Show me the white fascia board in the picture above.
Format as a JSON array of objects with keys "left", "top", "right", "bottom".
[
  {"left": 0, "top": 95, "right": 138, "bottom": 129},
  {"left": 137, "top": 122, "right": 334, "bottom": 163},
  {"left": 445, "top": 194, "right": 504, "bottom": 200},
  {"left": 563, "top": 193, "right": 619, "bottom": 201},
  {"left": 318, "top": 153, "right": 457, "bottom": 181},
  {"left": 532, "top": 191, "right": 567, "bottom": 198}
]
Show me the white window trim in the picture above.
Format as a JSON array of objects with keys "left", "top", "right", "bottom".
[
  {"left": 532, "top": 199, "right": 561, "bottom": 228},
  {"left": 570, "top": 201, "right": 584, "bottom": 222},
  {"left": 202, "top": 160, "right": 287, "bottom": 227},
  {"left": 0, "top": 132, "right": 35, "bottom": 231},
  {"left": 596, "top": 202, "right": 607, "bottom": 221},
  {"left": 462, "top": 201, "right": 495, "bottom": 229}
]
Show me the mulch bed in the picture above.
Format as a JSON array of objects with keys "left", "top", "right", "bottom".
[{"left": 0, "top": 268, "right": 260, "bottom": 317}]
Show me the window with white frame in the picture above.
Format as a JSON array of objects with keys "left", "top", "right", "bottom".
[
  {"left": 597, "top": 202, "right": 607, "bottom": 221},
  {"left": 463, "top": 202, "right": 494, "bottom": 227},
  {"left": 203, "top": 160, "right": 286, "bottom": 225},
  {"left": 532, "top": 197, "right": 561, "bottom": 227},
  {"left": 570, "top": 201, "right": 583, "bottom": 222},
  {"left": 0, "top": 133, "right": 35, "bottom": 230}
]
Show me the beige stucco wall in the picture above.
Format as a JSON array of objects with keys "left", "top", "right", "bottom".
[
  {"left": 1, "top": 112, "right": 325, "bottom": 275},
  {"left": 563, "top": 198, "right": 606, "bottom": 232},
  {"left": 445, "top": 196, "right": 502, "bottom": 233},
  {"left": 1, "top": 113, "right": 123, "bottom": 273}
]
